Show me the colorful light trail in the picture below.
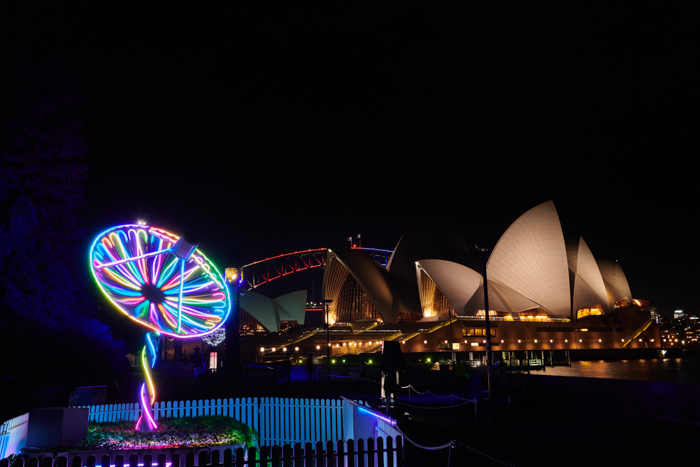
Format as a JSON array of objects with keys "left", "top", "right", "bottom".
[{"left": 89, "top": 225, "right": 231, "bottom": 338}]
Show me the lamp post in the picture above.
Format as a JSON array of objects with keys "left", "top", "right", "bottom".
[
  {"left": 322, "top": 299, "right": 333, "bottom": 382},
  {"left": 224, "top": 246, "right": 242, "bottom": 375},
  {"left": 478, "top": 246, "right": 493, "bottom": 426},
  {"left": 449, "top": 306, "right": 456, "bottom": 362}
]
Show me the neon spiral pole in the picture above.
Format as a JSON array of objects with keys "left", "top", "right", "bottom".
[{"left": 90, "top": 225, "right": 231, "bottom": 431}]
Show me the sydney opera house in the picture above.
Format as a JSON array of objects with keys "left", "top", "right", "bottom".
[{"left": 239, "top": 201, "right": 659, "bottom": 361}]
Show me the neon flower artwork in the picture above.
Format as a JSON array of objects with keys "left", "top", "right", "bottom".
[
  {"left": 89, "top": 224, "right": 231, "bottom": 432},
  {"left": 89, "top": 225, "right": 231, "bottom": 338}
]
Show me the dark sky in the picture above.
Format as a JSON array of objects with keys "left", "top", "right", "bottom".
[{"left": 2, "top": 4, "right": 697, "bottom": 317}]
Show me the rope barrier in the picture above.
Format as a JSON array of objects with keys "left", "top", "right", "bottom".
[
  {"left": 393, "top": 424, "right": 455, "bottom": 451},
  {"left": 456, "top": 441, "right": 517, "bottom": 466},
  {"left": 393, "top": 399, "right": 475, "bottom": 409},
  {"left": 328, "top": 372, "right": 382, "bottom": 384},
  {"left": 404, "top": 384, "right": 430, "bottom": 394},
  {"left": 402, "top": 384, "right": 476, "bottom": 402},
  {"left": 394, "top": 426, "right": 517, "bottom": 466}
]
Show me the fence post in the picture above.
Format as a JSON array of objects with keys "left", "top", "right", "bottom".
[
  {"left": 346, "top": 439, "right": 356, "bottom": 467},
  {"left": 259, "top": 446, "right": 269, "bottom": 467},
  {"left": 293, "top": 443, "right": 303, "bottom": 467},
  {"left": 246, "top": 448, "right": 256, "bottom": 467},
  {"left": 356, "top": 438, "right": 365, "bottom": 467},
  {"left": 377, "top": 437, "right": 386, "bottom": 467},
  {"left": 320, "top": 400, "right": 327, "bottom": 444},
  {"left": 271, "top": 446, "right": 282, "bottom": 467},
  {"left": 304, "top": 443, "right": 313, "bottom": 466},
  {"left": 282, "top": 445, "right": 292, "bottom": 467},
  {"left": 234, "top": 447, "right": 245, "bottom": 467},
  {"left": 314, "top": 441, "right": 324, "bottom": 467},
  {"left": 395, "top": 436, "right": 403, "bottom": 467},
  {"left": 336, "top": 440, "right": 345, "bottom": 467},
  {"left": 366, "top": 437, "right": 375, "bottom": 467},
  {"left": 325, "top": 440, "right": 335, "bottom": 467},
  {"left": 385, "top": 437, "right": 393, "bottom": 467}
]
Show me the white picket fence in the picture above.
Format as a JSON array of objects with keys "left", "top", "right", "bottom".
[
  {"left": 0, "top": 412, "right": 29, "bottom": 460},
  {"left": 259, "top": 397, "right": 343, "bottom": 447},
  {"left": 0, "top": 397, "right": 347, "bottom": 460},
  {"left": 81, "top": 397, "right": 259, "bottom": 431}
]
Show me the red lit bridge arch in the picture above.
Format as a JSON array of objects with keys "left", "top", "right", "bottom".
[{"left": 241, "top": 247, "right": 392, "bottom": 290}]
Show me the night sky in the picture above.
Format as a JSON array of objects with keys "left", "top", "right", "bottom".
[{"left": 2, "top": 4, "right": 697, "bottom": 318}]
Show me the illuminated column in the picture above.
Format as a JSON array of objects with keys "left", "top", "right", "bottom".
[
  {"left": 225, "top": 266, "right": 241, "bottom": 368},
  {"left": 138, "top": 332, "right": 159, "bottom": 433}
]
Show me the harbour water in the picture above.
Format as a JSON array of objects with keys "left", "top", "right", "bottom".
[{"left": 542, "top": 356, "right": 700, "bottom": 384}]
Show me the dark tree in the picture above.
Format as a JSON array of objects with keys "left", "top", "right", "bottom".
[
  {"left": 0, "top": 58, "right": 129, "bottom": 420},
  {"left": 2, "top": 56, "right": 89, "bottom": 258}
]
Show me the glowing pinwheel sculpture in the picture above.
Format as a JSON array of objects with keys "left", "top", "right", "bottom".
[{"left": 89, "top": 224, "right": 231, "bottom": 431}]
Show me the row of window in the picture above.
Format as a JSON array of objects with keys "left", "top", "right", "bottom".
[
  {"left": 462, "top": 328, "right": 496, "bottom": 337},
  {"left": 462, "top": 327, "right": 629, "bottom": 337}
]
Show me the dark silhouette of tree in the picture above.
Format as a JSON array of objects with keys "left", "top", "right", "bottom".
[
  {"left": 0, "top": 58, "right": 129, "bottom": 420},
  {"left": 2, "top": 56, "right": 89, "bottom": 258}
]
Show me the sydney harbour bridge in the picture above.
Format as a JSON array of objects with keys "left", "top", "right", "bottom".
[{"left": 240, "top": 246, "right": 392, "bottom": 303}]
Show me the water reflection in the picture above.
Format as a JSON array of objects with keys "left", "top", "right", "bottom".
[{"left": 543, "top": 357, "right": 700, "bottom": 384}]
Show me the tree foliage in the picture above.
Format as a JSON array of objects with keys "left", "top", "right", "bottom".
[
  {"left": 2, "top": 56, "right": 89, "bottom": 253},
  {"left": 0, "top": 58, "right": 129, "bottom": 419}
]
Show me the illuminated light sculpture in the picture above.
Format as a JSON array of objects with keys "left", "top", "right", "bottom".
[
  {"left": 90, "top": 224, "right": 231, "bottom": 431},
  {"left": 202, "top": 327, "right": 226, "bottom": 346}
]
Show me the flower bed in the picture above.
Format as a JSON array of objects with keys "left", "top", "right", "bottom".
[
  {"left": 82, "top": 416, "right": 257, "bottom": 451},
  {"left": 22, "top": 416, "right": 257, "bottom": 453}
]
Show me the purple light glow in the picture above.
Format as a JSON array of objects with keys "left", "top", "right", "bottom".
[
  {"left": 358, "top": 407, "right": 397, "bottom": 425},
  {"left": 97, "top": 463, "right": 172, "bottom": 467}
]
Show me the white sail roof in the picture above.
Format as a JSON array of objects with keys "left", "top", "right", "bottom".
[{"left": 487, "top": 200, "right": 571, "bottom": 317}]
